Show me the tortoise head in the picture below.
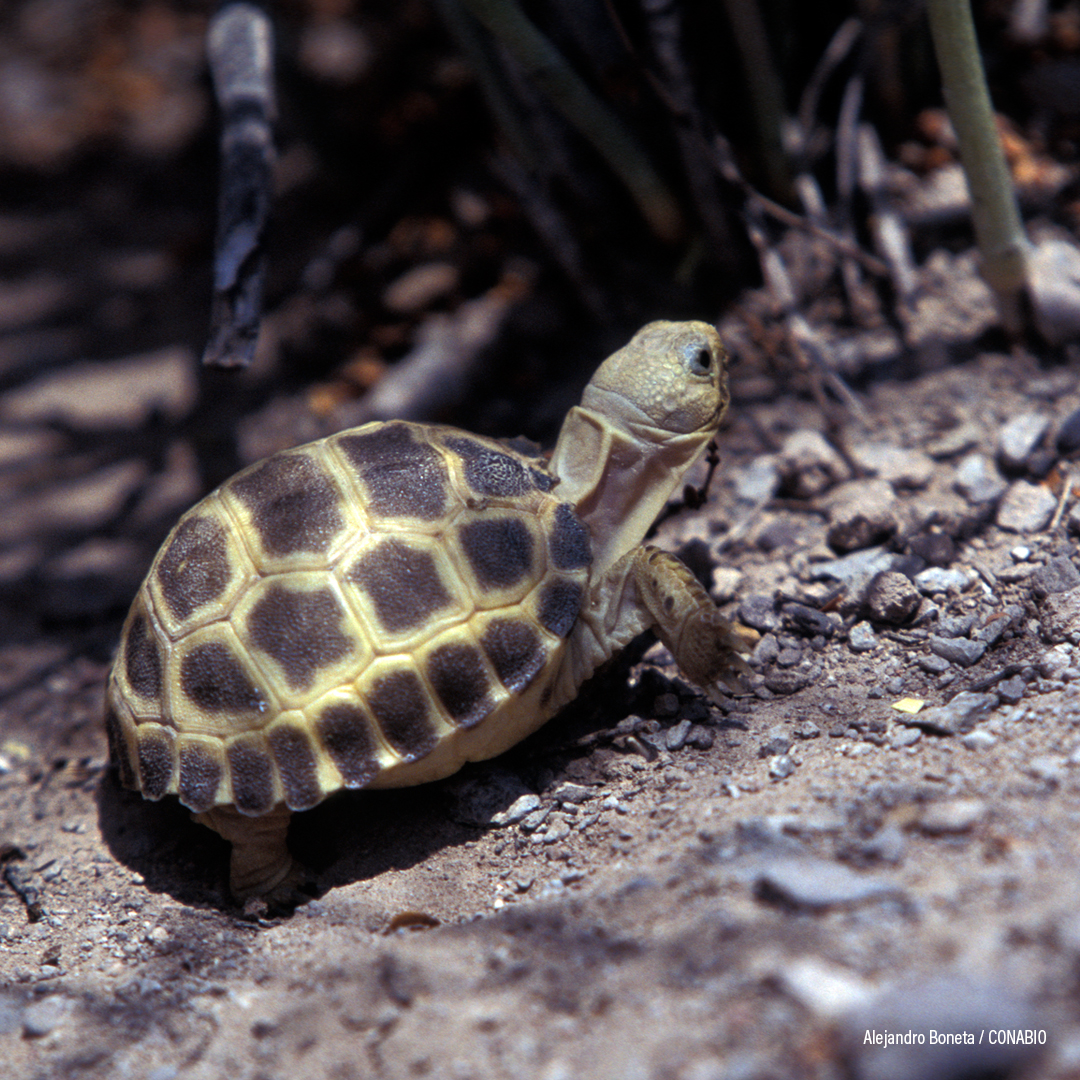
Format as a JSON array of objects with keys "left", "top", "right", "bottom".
[
  {"left": 550, "top": 321, "right": 732, "bottom": 576},
  {"left": 580, "top": 320, "right": 729, "bottom": 442}
]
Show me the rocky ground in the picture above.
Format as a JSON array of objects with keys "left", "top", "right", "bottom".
[
  {"left": 5, "top": 2, "right": 1080, "bottom": 1077},
  {"left": 2, "top": 322, "right": 1080, "bottom": 1079}
]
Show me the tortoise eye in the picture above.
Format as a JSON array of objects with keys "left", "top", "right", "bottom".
[{"left": 684, "top": 341, "right": 713, "bottom": 376}]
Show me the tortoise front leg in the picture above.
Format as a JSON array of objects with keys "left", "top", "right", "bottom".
[
  {"left": 194, "top": 802, "right": 298, "bottom": 901},
  {"left": 632, "top": 545, "right": 754, "bottom": 698}
]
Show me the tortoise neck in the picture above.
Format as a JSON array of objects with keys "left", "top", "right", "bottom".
[{"left": 550, "top": 400, "right": 712, "bottom": 577}]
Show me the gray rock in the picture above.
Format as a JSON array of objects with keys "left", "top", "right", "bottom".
[
  {"left": 848, "top": 621, "right": 877, "bottom": 652},
  {"left": 859, "top": 823, "right": 906, "bottom": 864},
  {"left": 975, "top": 615, "right": 1012, "bottom": 646},
  {"left": 962, "top": 729, "right": 998, "bottom": 750},
  {"left": 760, "top": 726, "right": 793, "bottom": 756},
  {"left": 755, "top": 857, "right": 904, "bottom": 911},
  {"left": 997, "top": 411, "right": 1051, "bottom": 471},
  {"left": 540, "top": 819, "right": 572, "bottom": 844},
  {"left": 776, "top": 430, "right": 851, "bottom": 498},
  {"left": 848, "top": 442, "right": 935, "bottom": 488},
  {"left": 996, "top": 676, "right": 1026, "bottom": 704},
  {"left": 954, "top": 452, "right": 1007, "bottom": 503},
  {"left": 918, "top": 654, "right": 951, "bottom": 674},
  {"left": 768, "top": 755, "right": 797, "bottom": 780},
  {"left": 811, "top": 546, "right": 908, "bottom": 590},
  {"left": 866, "top": 571, "right": 921, "bottom": 624},
  {"left": 519, "top": 806, "right": 552, "bottom": 832},
  {"left": 826, "top": 479, "right": 899, "bottom": 552},
  {"left": 490, "top": 793, "right": 541, "bottom": 826},
  {"left": 996, "top": 480, "right": 1057, "bottom": 533},
  {"left": 914, "top": 566, "right": 973, "bottom": 595},
  {"left": 890, "top": 726, "right": 922, "bottom": 748},
  {"left": 1039, "top": 643, "right": 1075, "bottom": 678},
  {"left": 751, "top": 633, "right": 779, "bottom": 666},
  {"left": 928, "top": 636, "right": 987, "bottom": 666},
  {"left": 0, "top": 992, "right": 22, "bottom": 1036},
  {"left": 665, "top": 719, "right": 692, "bottom": 752},
  {"left": 1031, "top": 555, "right": 1080, "bottom": 597},
  {"left": 1028, "top": 755, "right": 1067, "bottom": 783},
  {"left": 733, "top": 457, "right": 780, "bottom": 502},
  {"left": 1039, "top": 587, "right": 1080, "bottom": 643},
  {"left": 906, "top": 690, "right": 996, "bottom": 734},
  {"left": 738, "top": 595, "right": 780, "bottom": 633},
  {"left": 936, "top": 613, "right": 976, "bottom": 637},
  {"left": 551, "top": 782, "right": 592, "bottom": 805},
  {"left": 22, "top": 996, "right": 72, "bottom": 1037},
  {"left": 764, "top": 665, "right": 815, "bottom": 695},
  {"left": 919, "top": 797, "right": 987, "bottom": 833}
]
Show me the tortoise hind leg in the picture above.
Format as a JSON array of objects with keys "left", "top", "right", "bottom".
[
  {"left": 632, "top": 545, "right": 755, "bottom": 698},
  {"left": 194, "top": 803, "right": 302, "bottom": 902}
]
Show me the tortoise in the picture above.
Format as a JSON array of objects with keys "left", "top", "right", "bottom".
[{"left": 105, "top": 320, "right": 750, "bottom": 901}]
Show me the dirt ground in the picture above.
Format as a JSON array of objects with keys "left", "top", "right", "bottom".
[
  {"left": 3, "top": 330, "right": 1080, "bottom": 1079},
  {"left": 5, "top": 2, "right": 1080, "bottom": 1079}
]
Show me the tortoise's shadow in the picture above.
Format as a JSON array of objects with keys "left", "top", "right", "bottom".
[{"left": 95, "top": 766, "right": 498, "bottom": 910}]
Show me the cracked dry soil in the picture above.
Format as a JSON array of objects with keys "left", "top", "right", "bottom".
[{"left": 3, "top": 345, "right": 1080, "bottom": 1080}]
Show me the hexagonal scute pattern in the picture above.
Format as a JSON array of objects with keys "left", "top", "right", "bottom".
[{"left": 106, "top": 419, "right": 594, "bottom": 816}]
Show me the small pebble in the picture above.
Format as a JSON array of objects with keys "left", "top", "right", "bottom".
[
  {"left": 996, "top": 480, "right": 1057, "bottom": 533},
  {"left": 551, "top": 782, "right": 591, "bottom": 805},
  {"left": 519, "top": 806, "right": 551, "bottom": 833},
  {"left": 665, "top": 719, "right": 692, "bottom": 752},
  {"left": 769, "top": 755, "right": 796, "bottom": 780},
  {"left": 996, "top": 676, "right": 1026, "bottom": 705},
  {"left": 890, "top": 727, "right": 922, "bottom": 749},
  {"left": 1030, "top": 555, "right": 1080, "bottom": 597},
  {"left": 776, "top": 430, "right": 851, "bottom": 498},
  {"left": 755, "top": 857, "right": 902, "bottom": 911},
  {"left": 928, "top": 636, "right": 987, "bottom": 667},
  {"left": 865, "top": 571, "right": 921, "bottom": 624},
  {"left": 918, "top": 654, "right": 951, "bottom": 674},
  {"left": 540, "top": 820, "right": 571, "bottom": 845},
  {"left": 826, "top": 479, "right": 898, "bottom": 552},
  {"left": 997, "top": 411, "right": 1051, "bottom": 472},
  {"left": 23, "top": 996, "right": 71, "bottom": 1037},
  {"left": 848, "top": 621, "right": 876, "bottom": 652},
  {"left": 760, "top": 726, "right": 793, "bottom": 757},
  {"left": 906, "top": 690, "right": 996, "bottom": 734},
  {"left": 919, "top": 798, "right": 987, "bottom": 834},
  {"left": 954, "top": 453, "right": 1007, "bottom": 503},
  {"left": 961, "top": 730, "right": 997, "bottom": 751},
  {"left": 913, "top": 566, "right": 972, "bottom": 595},
  {"left": 936, "top": 613, "right": 975, "bottom": 637},
  {"left": 491, "top": 794, "right": 541, "bottom": 827}
]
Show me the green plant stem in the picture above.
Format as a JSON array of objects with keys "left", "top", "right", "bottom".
[
  {"left": 926, "top": 0, "right": 1028, "bottom": 322},
  {"left": 457, "top": 0, "right": 684, "bottom": 242}
]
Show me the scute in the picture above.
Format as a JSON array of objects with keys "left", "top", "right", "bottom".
[
  {"left": 479, "top": 616, "right": 548, "bottom": 694},
  {"left": 155, "top": 514, "right": 233, "bottom": 624},
  {"left": 457, "top": 516, "right": 535, "bottom": 591},
  {"left": 424, "top": 639, "right": 497, "bottom": 729},
  {"left": 226, "top": 734, "right": 277, "bottom": 816},
  {"left": 444, "top": 435, "right": 535, "bottom": 498},
  {"left": 313, "top": 698, "right": 382, "bottom": 789},
  {"left": 179, "top": 639, "right": 268, "bottom": 717},
  {"left": 363, "top": 664, "right": 439, "bottom": 761},
  {"left": 136, "top": 724, "right": 177, "bottom": 800},
  {"left": 333, "top": 422, "right": 448, "bottom": 522},
  {"left": 178, "top": 736, "right": 225, "bottom": 812},
  {"left": 267, "top": 721, "right": 323, "bottom": 811}
]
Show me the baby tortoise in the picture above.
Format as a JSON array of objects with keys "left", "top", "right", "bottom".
[{"left": 106, "top": 321, "right": 750, "bottom": 901}]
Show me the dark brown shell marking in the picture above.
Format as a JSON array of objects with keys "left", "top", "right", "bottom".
[
  {"left": 155, "top": 515, "right": 232, "bottom": 623},
  {"left": 335, "top": 423, "right": 448, "bottom": 521},
  {"left": 231, "top": 453, "right": 344, "bottom": 557},
  {"left": 247, "top": 583, "right": 354, "bottom": 692},
  {"left": 459, "top": 518, "right": 534, "bottom": 590},
  {"left": 315, "top": 702, "right": 381, "bottom": 788},
  {"left": 348, "top": 538, "right": 454, "bottom": 633}
]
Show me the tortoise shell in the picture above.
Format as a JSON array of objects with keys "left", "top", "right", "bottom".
[{"left": 105, "top": 420, "right": 592, "bottom": 818}]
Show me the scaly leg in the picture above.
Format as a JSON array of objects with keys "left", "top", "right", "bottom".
[
  {"left": 194, "top": 802, "right": 300, "bottom": 902},
  {"left": 631, "top": 545, "right": 754, "bottom": 698}
]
